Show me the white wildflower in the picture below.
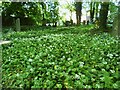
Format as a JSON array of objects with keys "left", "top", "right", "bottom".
[
  {"left": 34, "top": 77, "right": 38, "bottom": 80},
  {"left": 67, "top": 58, "right": 71, "bottom": 61},
  {"left": 91, "top": 69, "right": 96, "bottom": 72},
  {"left": 81, "top": 74, "right": 85, "bottom": 77},
  {"left": 79, "top": 62, "right": 84, "bottom": 67},
  {"left": 117, "top": 62, "right": 120, "bottom": 64},
  {"left": 30, "top": 68, "right": 33, "bottom": 72},
  {"left": 107, "top": 53, "right": 113, "bottom": 58},
  {"left": 101, "top": 69, "right": 106, "bottom": 71},
  {"left": 103, "top": 61, "right": 107, "bottom": 64},
  {"left": 95, "top": 84, "right": 101, "bottom": 88},
  {"left": 28, "top": 59, "right": 32, "bottom": 62},
  {"left": 110, "top": 70, "right": 115, "bottom": 73},
  {"left": 62, "top": 56, "right": 65, "bottom": 59},
  {"left": 16, "top": 73, "right": 19, "bottom": 77},
  {"left": 75, "top": 74, "right": 80, "bottom": 79}
]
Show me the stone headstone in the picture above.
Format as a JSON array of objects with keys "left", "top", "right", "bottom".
[
  {"left": 16, "top": 18, "right": 20, "bottom": 31},
  {"left": 83, "top": 20, "right": 86, "bottom": 25}
]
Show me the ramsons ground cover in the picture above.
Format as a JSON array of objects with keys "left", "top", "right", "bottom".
[{"left": 2, "top": 26, "right": 120, "bottom": 88}]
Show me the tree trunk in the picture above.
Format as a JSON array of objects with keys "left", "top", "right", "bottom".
[
  {"left": 95, "top": 2, "right": 99, "bottom": 20},
  {"left": 41, "top": 2, "right": 46, "bottom": 26},
  {"left": 42, "top": 14, "right": 46, "bottom": 26},
  {"left": 118, "top": 6, "right": 120, "bottom": 37},
  {"left": 99, "top": 2, "right": 109, "bottom": 31},
  {"left": 70, "top": 10, "right": 73, "bottom": 25},
  {"left": 75, "top": 2, "right": 82, "bottom": 25},
  {"left": 112, "top": 5, "right": 120, "bottom": 37},
  {"left": 90, "top": 2, "right": 95, "bottom": 23}
]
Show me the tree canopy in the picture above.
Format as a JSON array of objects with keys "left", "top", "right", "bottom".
[{"left": 2, "top": 1, "right": 119, "bottom": 32}]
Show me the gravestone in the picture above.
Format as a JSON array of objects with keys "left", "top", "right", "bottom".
[
  {"left": 16, "top": 18, "right": 21, "bottom": 31},
  {"left": 64, "top": 21, "right": 71, "bottom": 26},
  {"left": 87, "top": 20, "right": 89, "bottom": 25},
  {"left": 83, "top": 20, "right": 86, "bottom": 25},
  {"left": 112, "top": 5, "right": 120, "bottom": 37}
]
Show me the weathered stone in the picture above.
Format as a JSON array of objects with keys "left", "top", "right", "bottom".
[
  {"left": 83, "top": 20, "right": 86, "bottom": 25},
  {"left": 16, "top": 18, "right": 20, "bottom": 31}
]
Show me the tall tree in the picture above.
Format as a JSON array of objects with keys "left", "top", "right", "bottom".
[
  {"left": 48, "top": 2, "right": 59, "bottom": 27},
  {"left": 90, "top": 2, "right": 95, "bottom": 23},
  {"left": 118, "top": 4, "right": 120, "bottom": 37},
  {"left": 95, "top": 2, "right": 99, "bottom": 20},
  {"left": 112, "top": 2, "right": 120, "bottom": 37},
  {"left": 99, "top": 2, "right": 109, "bottom": 30},
  {"left": 42, "top": 2, "right": 59, "bottom": 27},
  {"left": 41, "top": 2, "right": 47, "bottom": 26},
  {"left": 108, "top": 2, "right": 118, "bottom": 23},
  {"left": 75, "top": 2, "right": 82, "bottom": 25},
  {"left": 64, "top": 1, "right": 75, "bottom": 25},
  {"left": 2, "top": 2, "right": 38, "bottom": 26}
]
